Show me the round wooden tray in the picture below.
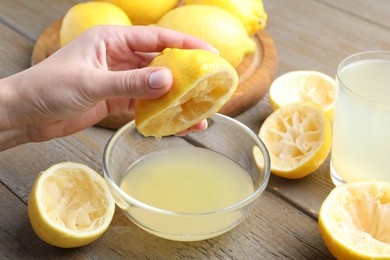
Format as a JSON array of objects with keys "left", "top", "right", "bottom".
[{"left": 31, "top": 19, "right": 278, "bottom": 129}]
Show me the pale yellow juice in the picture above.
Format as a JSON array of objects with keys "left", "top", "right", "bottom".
[
  {"left": 331, "top": 58, "right": 390, "bottom": 184},
  {"left": 119, "top": 147, "right": 254, "bottom": 241}
]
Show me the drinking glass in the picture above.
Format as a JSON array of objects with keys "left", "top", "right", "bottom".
[{"left": 330, "top": 51, "right": 390, "bottom": 186}]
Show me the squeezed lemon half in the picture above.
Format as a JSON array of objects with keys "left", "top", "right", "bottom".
[
  {"left": 256, "top": 102, "right": 331, "bottom": 179},
  {"left": 135, "top": 48, "right": 239, "bottom": 137},
  {"left": 319, "top": 181, "right": 390, "bottom": 259},
  {"left": 269, "top": 71, "right": 336, "bottom": 121},
  {"left": 28, "top": 162, "right": 115, "bottom": 248}
]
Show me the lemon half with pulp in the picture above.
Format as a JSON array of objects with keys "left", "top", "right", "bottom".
[
  {"left": 257, "top": 102, "right": 331, "bottom": 179},
  {"left": 269, "top": 71, "right": 336, "bottom": 121},
  {"left": 319, "top": 181, "right": 390, "bottom": 259},
  {"left": 135, "top": 48, "right": 239, "bottom": 137},
  {"left": 28, "top": 162, "right": 115, "bottom": 248}
]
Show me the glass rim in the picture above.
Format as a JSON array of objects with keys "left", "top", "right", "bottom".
[
  {"left": 337, "top": 50, "right": 390, "bottom": 108},
  {"left": 103, "top": 113, "right": 271, "bottom": 216}
]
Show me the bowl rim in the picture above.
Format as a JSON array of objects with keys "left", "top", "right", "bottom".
[{"left": 103, "top": 113, "right": 271, "bottom": 216}]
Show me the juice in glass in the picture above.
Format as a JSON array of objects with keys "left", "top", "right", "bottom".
[
  {"left": 330, "top": 51, "right": 390, "bottom": 185},
  {"left": 120, "top": 147, "right": 254, "bottom": 241}
]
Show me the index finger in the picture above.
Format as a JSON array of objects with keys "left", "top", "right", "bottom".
[{"left": 110, "top": 25, "right": 219, "bottom": 54}]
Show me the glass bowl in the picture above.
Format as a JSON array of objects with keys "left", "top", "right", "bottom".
[{"left": 103, "top": 113, "right": 270, "bottom": 241}]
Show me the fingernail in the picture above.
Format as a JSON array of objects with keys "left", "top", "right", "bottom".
[
  {"left": 148, "top": 69, "right": 172, "bottom": 89},
  {"left": 210, "top": 46, "right": 220, "bottom": 55},
  {"left": 192, "top": 120, "right": 208, "bottom": 132}
]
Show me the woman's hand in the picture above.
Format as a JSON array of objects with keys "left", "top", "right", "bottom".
[{"left": 0, "top": 25, "right": 217, "bottom": 151}]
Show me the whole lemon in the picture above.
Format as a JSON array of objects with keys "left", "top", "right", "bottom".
[
  {"left": 96, "top": 0, "right": 179, "bottom": 25},
  {"left": 157, "top": 5, "right": 255, "bottom": 68},
  {"left": 60, "top": 2, "right": 131, "bottom": 47},
  {"left": 185, "top": 0, "right": 268, "bottom": 35}
]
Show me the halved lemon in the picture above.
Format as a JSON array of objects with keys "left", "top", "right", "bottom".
[
  {"left": 28, "top": 162, "right": 115, "bottom": 248},
  {"left": 269, "top": 71, "right": 336, "bottom": 121},
  {"left": 257, "top": 102, "right": 331, "bottom": 179},
  {"left": 135, "top": 48, "right": 239, "bottom": 137},
  {"left": 319, "top": 181, "right": 390, "bottom": 259}
]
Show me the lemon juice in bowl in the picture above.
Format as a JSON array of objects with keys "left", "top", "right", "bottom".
[
  {"left": 330, "top": 51, "right": 390, "bottom": 185},
  {"left": 103, "top": 114, "right": 270, "bottom": 241},
  {"left": 103, "top": 47, "right": 269, "bottom": 241},
  {"left": 120, "top": 147, "right": 254, "bottom": 241}
]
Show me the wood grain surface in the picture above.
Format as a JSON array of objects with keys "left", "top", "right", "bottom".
[
  {"left": 1, "top": 0, "right": 390, "bottom": 259},
  {"left": 31, "top": 18, "right": 278, "bottom": 129}
]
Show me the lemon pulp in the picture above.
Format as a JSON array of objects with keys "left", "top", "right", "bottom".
[
  {"left": 41, "top": 168, "right": 109, "bottom": 231},
  {"left": 269, "top": 71, "right": 336, "bottom": 121},
  {"left": 319, "top": 181, "right": 390, "bottom": 259},
  {"left": 257, "top": 102, "right": 331, "bottom": 179},
  {"left": 28, "top": 162, "right": 115, "bottom": 248},
  {"left": 135, "top": 48, "right": 238, "bottom": 137}
]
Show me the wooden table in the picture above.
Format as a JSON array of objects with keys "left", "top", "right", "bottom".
[{"left": 0, "top": 0, "right": 389, "bottom": 259}]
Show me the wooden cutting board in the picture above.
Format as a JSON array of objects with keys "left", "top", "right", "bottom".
[{"left": 31, "top": 19, "right": 278, "bottom": 129}]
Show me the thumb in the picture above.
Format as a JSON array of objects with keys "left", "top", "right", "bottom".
[{"left": 92, "top": 67, "right": 172, "bottom": 100}]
